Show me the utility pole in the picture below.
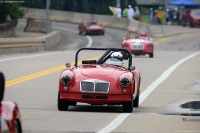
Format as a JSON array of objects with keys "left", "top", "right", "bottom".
[
  {"left": 46, "top": 0, "right": 50, "bottom": 34},
  {"left": 116, "top": 0, "right": 120, "bottom": 6}
]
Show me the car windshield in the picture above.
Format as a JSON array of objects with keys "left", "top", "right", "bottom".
[
  {"left": 105, "top": 58, "right": 123, "bottom": 66},
  {"left": 191, "top": 9, "right": 200, "bottom": 16}
]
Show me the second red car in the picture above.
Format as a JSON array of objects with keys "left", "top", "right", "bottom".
[{"left": 121, "top": 30, "right": 154, "bottom": 58}]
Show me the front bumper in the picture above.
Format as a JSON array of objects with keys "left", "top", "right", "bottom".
[{"left": 60, "top": 92, "right": 132, "bottom": 105}]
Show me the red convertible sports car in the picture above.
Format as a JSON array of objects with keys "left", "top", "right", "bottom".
[
  {"left": 0, "top": 72, "right": 22, "bottom": 133},
  {"left": 121, "top": 30, "right": 154, "bottom": 58},
  {"left": 78, "top": 20, "right": 105, "bottom": 35},
  {"left": 181, "top": 9, "right": 200, "bottom": 27},
  {"left": 57, "top": 48, "right": 141, "bottom": 113}
]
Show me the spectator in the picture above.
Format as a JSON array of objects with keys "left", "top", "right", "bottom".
[
  {"left": 127, "top": 5, "right": 134, "bottom": 20},
  {"left": 153, "top": 10, "right": 158, "bottom": 24},
  {"left": 165, "top": 8, "right": 170, "bottom": 25},
  {"left": 156, "top": 7, "right": 165, "bottom": 24},
  {"left": 149, "top": 8, "right": 154, "bottom": 23},
  {"left": 115, "top": 4, "right": 122, "bottom": 18},
  {"left": 134, "top": 6, "right": 141, "bottom": 21},
  {"left": 122, "top": 8, "right": 128, "bottom": 18}
]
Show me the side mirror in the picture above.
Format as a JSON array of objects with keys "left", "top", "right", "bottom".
[
  {"left": 65, "top": 63, "right": 71, "bottom": 68},
  {"left": 130, "top": 65, "right": 135, "bottom": 71}
]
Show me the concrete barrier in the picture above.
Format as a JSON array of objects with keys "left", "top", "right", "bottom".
[
  {"left": 0, "top": 31, "right": 61, "bottom": 55},
  {"left": 24, "top": 18, "right": 51, "bottom": 33},
  {"left": 0, "top": 8, "right": 152, "bottom": 55},
  {"left": 22, "top": 7, "right": 152, "bottom": 36}
]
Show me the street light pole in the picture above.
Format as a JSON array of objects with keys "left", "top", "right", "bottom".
[
  {"left": 116, "top": 0, "right": 120, "bottom": 6},
  {"left": 46, "top": 0, "right": 50, "bottom": 34}
]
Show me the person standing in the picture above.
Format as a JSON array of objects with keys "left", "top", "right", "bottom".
[
  {"left": 127, "top": 5, "right": 134, "bottom": 20},
  {"left": 122, "top": 8, "right": 128, "bottom": 18},
  {"left": 149, "top": 8, "right": 154, "bottom": 23},
  {"left": 156, "top": 7, "right": 165, "bottom": 25},
  {"left": 134, "top": 6, "right": 141, "bottom": 21},
  {"left": 115, "top": 4, "right": 122, "bottom": 18}
]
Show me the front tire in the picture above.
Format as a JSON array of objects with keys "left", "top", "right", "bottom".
[
  {"left": 190, "top": 19, "right": 194, "bottom": 27},
  {"left": 149, "top": 53, "right": 154, "bottom": 58},
  {"left": 123, "top": 95, "right": 133, "bottom": 113},
  {"left": 57, "top": 92, "right": 69, "bottom": 111},
  {"left": 134, "top": 93, "right": 139, "bottom": 108},
  {"left": 14, "top": 119, "right": 22, "bottom": 133}
]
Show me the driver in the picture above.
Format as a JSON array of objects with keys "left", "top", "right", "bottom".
[
  {"left": 140, "top": 31, "right": 148, "bottom": 39},
  {"left": 105, "top": 52, "right": 124, "bottom": 66}
]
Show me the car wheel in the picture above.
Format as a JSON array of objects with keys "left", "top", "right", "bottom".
[
  {"left": 149, "top": 53, "right": 153, "bottom": 58},
  {"left": 79, "top": 31, "right": 81, "bottom": 35},
  {"left": 123, "top": 95, "right": 133, "bottom": 113},
  {"left": 134, "top": 93, "right": 139, "bottom": 108},
  {"left": 189, "top": 20, "right": 194, "bottom": 27},
  {"left": 101, "top": 32, "right": 104, "bottom": 35},
  {"left": 14, "top": 119, "right": 22, "bottom": 133},
  {"left": 57, "top": 92, "right": 69, "bottom": 111}
]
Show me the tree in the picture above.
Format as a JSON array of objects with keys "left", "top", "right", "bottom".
[{"left": 0, "top": 2, "right": 24, "bottom": 22}]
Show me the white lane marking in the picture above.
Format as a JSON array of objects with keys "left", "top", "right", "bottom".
[
  {"left": 97, "top": 113, "right": 130, "bottom": 133},
  {"left": 52, "top": 26, "right": 93, "bottom": 48},
  {"left": 97, "top": 51, "right": 200, "bottom": 133},
  {"left": 0, "top": 51, "right": 71, "bottom": 62},
  {"left": 19, "top": 22, "right": 93, "bottom": 47},
  {"left": 0, "top": 23, "right": 93, "bottom": 61}
]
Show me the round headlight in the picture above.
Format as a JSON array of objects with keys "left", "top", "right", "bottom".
[
  {"left": 120, "top": 77, "right": 130, "bottom": 87},
  {"left": 61, "top": 75, "right": 72, "bottom": 85}
]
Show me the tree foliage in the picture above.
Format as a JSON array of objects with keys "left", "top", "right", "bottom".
[{"left": 0, "top": 2, "right": 24, "bottom": 21}]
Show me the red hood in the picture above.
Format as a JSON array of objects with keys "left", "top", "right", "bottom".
[
  {"left": 80, "top": 65, "right": 123, "bottom": 78},
  {"left": 191, "top": 15, "right": 200, "bottom": 19},
  {"left": 89, "top": 25, "right": 103, "bottom": 30}
]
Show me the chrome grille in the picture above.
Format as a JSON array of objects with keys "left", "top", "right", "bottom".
[
  {"left": 80, "top": 79, "right": 110, "bottom": 93},
  {"left": 81, "top": 81, "right": 94, "bottom": 92},
  {"left": 131, "top": 43, "right": 144, "bottom": 50}
]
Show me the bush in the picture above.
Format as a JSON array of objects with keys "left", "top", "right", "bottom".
[{"left": 0, "top": 3, "right": 24, "bottom": 22}]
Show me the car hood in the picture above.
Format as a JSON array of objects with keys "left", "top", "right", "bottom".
[
  {"left": 191, "top": 16, "right": 200, "bottom": 19},
  {"left": 89, "top": 25, "right": 103, "bottom": 29},
  {"left": 80, "top": 65, "right": 123, "bottom": 78}
]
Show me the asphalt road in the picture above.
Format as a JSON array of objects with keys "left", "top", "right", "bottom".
[{"left": 0, "top": 21, "right": 200, "bottom": 133}]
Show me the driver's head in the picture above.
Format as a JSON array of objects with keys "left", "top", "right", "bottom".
[
  {"left": 0, "top": 72, "right": 5, "bottom": 105},
  {"left": 140, "top": 31, "right": 147, "bottom": 37},
  {"left": 111, "top": 52, "right": 123, "bottom": 61}
]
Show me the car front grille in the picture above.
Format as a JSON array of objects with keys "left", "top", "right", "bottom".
[
  {"left": 80, "top": 79, "right": 110, "bottom": 93},
  {"left": 91, "top": 30, "right": 102, "bottom": 34},
  {"left": 131, "top": 44, "right": 144, "bottom": 50}
]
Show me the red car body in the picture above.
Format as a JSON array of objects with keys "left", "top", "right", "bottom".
[
  {"left": 57, "top": 48, "right": 141, "bottom": 113},
  {"left": 78, "top": 20, "right": 105, "bottom": 35},
  {"left": 121, "top": 31, "right": 154, "bottom": 58},
  {"left": 0, "top": 72, "right": 22, "bottom": 133},
  {"left": 182, "top": 9, "right": 200, "bottom": 27},
  {"left": 0, "top": 101, "right": 22, "bottom": 133}
]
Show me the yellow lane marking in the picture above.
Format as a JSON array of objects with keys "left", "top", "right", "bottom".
[
  {"left": 6, "top": 56, "right": 100, "bottom": 87},
  {"left": 155, "top": 37, "right": 171, "bottom": 45}
]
